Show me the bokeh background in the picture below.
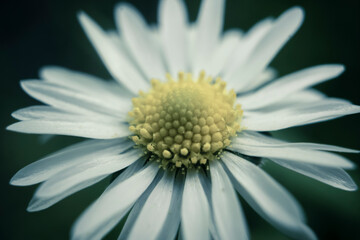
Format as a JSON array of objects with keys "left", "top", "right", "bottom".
[{"left": 1, "top": 0, "right": 359, "bottom": 239}]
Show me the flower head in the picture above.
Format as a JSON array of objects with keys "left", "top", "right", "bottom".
[
  {"left": 129, "top": 72, "right": 242, "bottom": 170},
  {"left": 8, "top": 0, "right": 360, "bottom": 239}
]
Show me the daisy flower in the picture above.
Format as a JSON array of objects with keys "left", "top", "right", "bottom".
[{"left": 8, "top": 0, "right": 360, "bottom": 239}]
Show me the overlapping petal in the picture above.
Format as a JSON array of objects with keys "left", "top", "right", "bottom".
[
  {"left": 242, "top": 99, "right": 360, "bottom": 131},
  {"left": 78, "top": 12, "right": 148, "bottom": 94},
  {"left": 238, "top": 64, "right": 345, "bottom": 110},
  {"left": 10, "top": 139, "right": 133, "bottom": 186},
  {"left": 229, "top": 131, "right": 356, "bottom": 168},
  {"left": 192, "top": 0, "right": 225, "bottom": 73},
  {"left": 71, "top": 162, "right": 159, "bottom": 240},
  {"left": 227, "top": 7, "right": 304, "bottom": 91},
  {"left": 210, "top": 160, "right": 249, "bottom": 240},
  {"left": 181, "top": 169, "right": 211, "bottom": 240},
  {"left": 223, "top": 152, "right": 317, "bottom": 240},
  {"left": 115, "top": 3, "right": 166, "bottom": 79},
  {"left": 159, "top": 0, "right": 188, "bottom": 75}
]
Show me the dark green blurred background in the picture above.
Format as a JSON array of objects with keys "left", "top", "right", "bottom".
[{"left": 1, "top": 0, "right": 359, "bottom": 239}]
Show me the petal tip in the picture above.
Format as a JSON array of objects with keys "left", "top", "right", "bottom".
[
  {"left": 26, "top": 203, "right": 41, "bottom": 212},
  {"left": 282, "top": 6, "right": 305, "bottom": 26},
  {"left": 288, "top": 6, "right": 305, "bottom": 18},
  {"left": 114, "top": 2, "right": 133, "bottom": 16},
  {"left": 328, "top": 64, "right": 346, "bottom": 76},
  {"left": 77, "top": 11, "right": 94, "bottom": 30},
  {"left": 9, "top": 175, "right": 21, "bottom": 186},
  {"left": 39, "top": 65, "right": 60, "bottom": 80},
  {"left": 6, "top": 123, "right": 17, "bottom": 132},
  {"left": 77, "top": 11, "right": 87, "bottom": 21}
]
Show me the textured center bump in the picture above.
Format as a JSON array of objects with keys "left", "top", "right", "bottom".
[{"left": 129, "top": 71, "right": 243, "bottom": 171}]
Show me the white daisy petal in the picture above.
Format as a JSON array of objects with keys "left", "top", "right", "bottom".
[
  {"left": 234, "top": 131, "right": 359, "bottom": 153},
  {"left": 10, "top": 139, "right": 133, "bottom": 186},
  {"left": 186, "top": 24, "right": 197, "bottom": 68},
  {"left": 208, "top": 29, "right": 243, "bottom": 77},
  {"left": 197, "top": 173, "right": 220, "bottom": 240},
  {"left": 28, "top": 175, "right": 107, "bottom": 212},
  {"left": 245, "top": 89, "right": 326, "bottom": 112},
  {"left": 243, "top": 99, "right": 360, "bottom": 131},
  {"left": 292, "top": 88, "right": 326, "bottom": 101},
  {"left": 222, "top": 152, "right": 317, "bottom": 240},
  {"left": 71, "top": 162, "right": 159, "bottom": 240},
  {"left": 159, "top": 0, "right": 188, "bottom": 75},
  {"left": 240, "top": 67, "right": 277, "bottom": 93},
  {"left": 157, "top": 174, "right": 184, "bottom": 240},
  {"left": 271, "top": 159, "right": 358, "bottom": 191},
  {"left": 7, "top": 118, "right": 130, "bottom": 139},
  {"left": 127, "top": 171, "right": 180, "bottom": 240},
  {"left": 210, "top": 160, "right": 249, "bottom": 240},
  {"left": 117, "top": 172, "right": 163, "bottom": 240},
  {"left": 238, "top": 64, "right": 345, "bottom": 110},
  {"left": 11, "top": 106, "right": 127, "bottom": 124},
  {"left": 20, "top": 80, "right": 130, "bottom": 118},
  {"left": 115, "top": 3, "right": 166, "bottom": 79},
  {"left": 181, "top": 169, "right": 211, "bottom": 240},
  {"left": 106, "top": 158, "right": 146, "bottom": 190},
  {"left": 106, "top": 31, "right": 144, "bottom": 76},
  {"left": 230, "top": 132, "right": 355, "bottom": 169},
  {"left": 120, "top": 173, "right": 184, "bottom": 240},
  {"left": 40, "top": 66, "right": 133, "bottom": 100},
  {"left": 78, "top": 12, "right": 148, "bottom": 94},
  {"left": 193, "top": 0, "right": 225, "bottom": 73},
  {"left": 229, "top": 7, "right": 304, "bottom": 91},
  {"left": 223, "top": 17, "right": 273, "bottom": 79},
  {"left": 12, "top": 106, "right": 70, "bottom": 121},
  {"left": 36, "top": 149, "right": 142, "bottom": 198},
  {"left": 282, "top": 143, "right": 359, "bottom": 153}
]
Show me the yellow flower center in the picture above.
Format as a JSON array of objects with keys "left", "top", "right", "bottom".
[{"left": 128, "top": 71, "right": 243, "bottom": 171}]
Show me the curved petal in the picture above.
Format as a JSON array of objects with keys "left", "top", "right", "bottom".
[
  {"left": 36, "top": 149, "right": 142, "bottom": 198},
  {"left": 20, "top": 80, "right": 130, "bottom": 118},
  {"left": 234, "top": 131, "right": 359, "bottom": 153},
  {"left": 27, "top": 175, "right": 107, "bottom": 212},
  {"left": 222, "top": 152, "right": 317, "bottom": 240},
  {"left": 71, "top": 162, "right": 159, "bottom": 240},
  {"left": 40, "top": 66, "right": 133, "bottom": 99},
  {"left": 242, "top": 99, "right": 360, "bottom": 131},
  {"left": 181, "top": 169, "right": 211, "bottom": 240},
  {"left": 12, "top": 106, "right": 77, "bottom": 121},
  {"left": 10, "top": 139, "right": 132, "bottom": 186},
  {"left": 11, "top": 106, "right": 129, "bottom": 126},
  {"left": 126, "top": 171, "right": 180, "bottom": 240},
  {"left": 238, "top": 64, "right": 345, "bottom": 110},
  {"left": 229, "top": 132, "right": 355, "bottom": 169},
  {"left": 223, "top": 17, "right": 273, "bottom": 79},
  {"left": 159, "top": 0, "right": 188, "bottom": 75},
  {"left": 117, "top": 171, "right": 163, "bottom": 240},
  {"left": 271, "top": 158, "right": 358, "bottom": 191},
  {"left": 210, "top": 160, "right": 249, "bottom": 240},
  {"left": 78, "top": 12, "right": 148, "bottom": 94},
  {"left": 120, "top": 173, "right": 183, "bottom": 240},
  {"left": 208, "top": 29, "right": 243, "bottom": 77},
  {"left": 157, "top": 173, "right": 184, "bottom": 240},
  {"left": 197, "top": 172, "right": 220, "bottom": 240},
  {"left": 7, "top": 118, "right": 130, "bottom": 139},
  {"left": 241, "top": 89, "right": 326, "bottom": 112},
  {"left": 115, "top": 3, "right": 166, "bottom": 79},
  {"left": 240, "top": 67, "right": 277, "bottom": 93},
  {"left": 192, "top": 0, "right": 225, "bottom": 73},
  {"left": 228, "top": 7, "right": 304, "bottom": 91}
]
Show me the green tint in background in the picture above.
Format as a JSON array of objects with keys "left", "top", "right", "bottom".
[{"left": 1, "top": 0, "right": 359, "bottom": 239}]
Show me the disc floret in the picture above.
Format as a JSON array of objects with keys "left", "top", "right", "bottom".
[{"left": 128, "top": 71, "right": 243, "bottom": 170}]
